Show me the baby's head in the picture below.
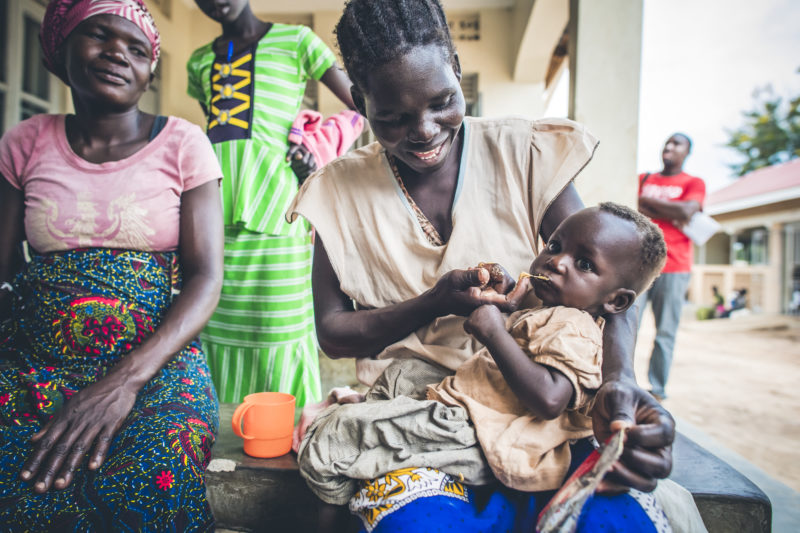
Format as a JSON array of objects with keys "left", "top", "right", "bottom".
[{"left": 530, "top": 203, "right": 666, "bottom": 318}]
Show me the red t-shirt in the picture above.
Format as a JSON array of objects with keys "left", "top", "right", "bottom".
[{"left": 638, "top": 171, "right": 706, "bottom": 273}]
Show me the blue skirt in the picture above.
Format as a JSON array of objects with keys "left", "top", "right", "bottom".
[
  {"left": 351, "top": 439, "right": 668, "bottom": 533},
  {"left": 0, "top": 249, "right": 219, "bottom": 531}
]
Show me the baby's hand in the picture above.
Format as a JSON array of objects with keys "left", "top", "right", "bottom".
[{"left": 464, "top": 304, "right": 505, "bottom": 344}]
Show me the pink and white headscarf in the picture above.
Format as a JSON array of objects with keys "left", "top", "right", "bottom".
[{"left": 41, "top": 0, "right": 161, "bottom": 79}]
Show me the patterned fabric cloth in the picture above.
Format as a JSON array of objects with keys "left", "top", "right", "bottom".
[
  {"left": 349, "top": 440, "right": 670, "bottom": 533},
  {"left": 350, "top": 468, "right": 470, "bottom": 533},
  {"left": 186, "top": 24, "right": 335, "bottom": 406},
  {"left": 0, "top": 248, "right": 218, "bottom": 531}
]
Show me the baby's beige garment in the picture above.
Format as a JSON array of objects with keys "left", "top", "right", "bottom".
[{"left": 429, "top": 306, "right": 604, "bottom": 491}]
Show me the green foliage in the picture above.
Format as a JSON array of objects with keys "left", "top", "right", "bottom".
[{"left": 725, "top": 68, "right": 800, "bottom": 176}]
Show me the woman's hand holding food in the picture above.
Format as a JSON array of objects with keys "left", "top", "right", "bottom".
[
  {"left": 472, "top": 262, "right": 532, "bottom": 312},
  {"left": 428, "top": 262, "right": 532, "bottom": 318}
]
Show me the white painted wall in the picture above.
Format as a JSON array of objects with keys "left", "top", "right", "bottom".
[
  {"left": 569, "top": 0, "right": 643, "bottom": 208},
  {"left": 149, "top": 1, "right": 642, "bottom": 212},
  {"left": 154, "top": 5, "right": 570, "bottom": 123},
  {"left": 147, "top": 1, "right": 221, "bottom": 125},
  {"left": 305, "top": 7, "right": 549, "bottom": 120}
]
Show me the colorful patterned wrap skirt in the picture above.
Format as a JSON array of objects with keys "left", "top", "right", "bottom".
[
  {"left": 349, "top": 440, "right": 671, "bottom": 533},
  {"left": 0, "top": 248, "right": 219, "bottom": 532}
]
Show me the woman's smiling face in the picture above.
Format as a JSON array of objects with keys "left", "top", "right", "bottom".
[
  {"left": 63, "top": 15, "right": 153, "bottom": 110},
  {"left": 356, "top": 43, "right": 465, "bottom": 174}
]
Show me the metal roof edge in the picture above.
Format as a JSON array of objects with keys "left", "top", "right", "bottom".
[{"left": 706, "top": 186, "right": 800, "bottom": 216}]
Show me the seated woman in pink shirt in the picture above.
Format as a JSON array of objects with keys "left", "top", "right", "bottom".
[{"left": 0, "top": 0, "right": 223, "bottom": 529}]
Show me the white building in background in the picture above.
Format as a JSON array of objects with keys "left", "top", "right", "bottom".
[
  {"left": 691, "top": 158, "right": 800, "bottom": 314},
  {"left": 2, "top": 0, "right": 645, "bottom": 206}
]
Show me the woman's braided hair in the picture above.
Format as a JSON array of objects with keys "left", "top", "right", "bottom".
[{"left": 335, "top": 0, "right": 455, "bottom": 91}]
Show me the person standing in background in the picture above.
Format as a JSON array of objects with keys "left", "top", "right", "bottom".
[
  {"left": 187, "top": 0, "right": 355, "bottom": 406},
  {"left": 636, "top": 133, "right": 706, "bottom": 401}
]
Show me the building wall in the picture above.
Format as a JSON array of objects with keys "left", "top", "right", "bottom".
[
  {"left": 456, "top": 8, "right": 546, "bottom": 119},
  {"left": 148, "top": 2, "right": 641, "bottom": 213},
  {"left": 303, "top": 8, "right": 548, "bottom": 120},
  {"left": 692, "top": 199, "right": 800, "bottom": 313},
  {"left": 569, "top": 0, "right": 643, "bottom": 208},
  {"left": 149, "top": 6, "right": 550, "bottom": 124},
  {"left": 147, "top": 0, "right": 219, "bottom": 126},
  {"left": 712, "top": 200, "right": 800, "bottom": 233},
  {"left": 144, "top": 1, "right": 642, "bottom": 211}
]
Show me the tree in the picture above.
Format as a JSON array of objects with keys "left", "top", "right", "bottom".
[{"left": 725, "top": 68, "right": 800, "bottom": 176}]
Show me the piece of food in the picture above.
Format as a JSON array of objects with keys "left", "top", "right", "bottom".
[
  {"left": 477, "top": 262, "right": 506, "bottom": 284},
  {"left": 520, "top": 272, "right": 550, "bottom": 282}
]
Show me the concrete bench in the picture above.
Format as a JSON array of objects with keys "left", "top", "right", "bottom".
[
  {"left": 206, "top": 404, "right": 318, "bottom": 532},
  {"left": 207, "top": 403, "right": 771, "bottom": 532},
  {"left": 669, "top": 432, "right": 771, "bottom": 531}
]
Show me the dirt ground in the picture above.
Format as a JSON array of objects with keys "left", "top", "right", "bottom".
[{"left": 634, "top": 309, "right": 800, "bottom": 492}]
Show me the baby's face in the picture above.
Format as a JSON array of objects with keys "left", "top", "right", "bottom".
[{"left": 530, "top": 209, "right": 639, "bottom": 316}]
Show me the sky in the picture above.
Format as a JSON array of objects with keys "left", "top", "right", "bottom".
[
  {"left": 637, "top": 0, "right": 800, "bottom": 192},
  {"left": 545, "top": 0, "right": 800, "bottom": 193}
]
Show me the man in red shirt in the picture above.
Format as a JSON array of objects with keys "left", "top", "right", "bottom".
[{"left": 636, "top": 133, "right": 706, "bottom": 400}]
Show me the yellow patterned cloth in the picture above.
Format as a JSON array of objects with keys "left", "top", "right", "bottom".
[
  {"left": 208, "top": 52, "right": 253, "bottom": 132},
  {"left": 349, "top": 467, "right": 468, "bottom": 532}
]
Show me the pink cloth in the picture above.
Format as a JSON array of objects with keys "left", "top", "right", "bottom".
[
  {"left": 0, "top": 114, "right": 222, "bottom": 253},
  {"left": 288, "top": 110, "right": 364, "bottom": 167}
]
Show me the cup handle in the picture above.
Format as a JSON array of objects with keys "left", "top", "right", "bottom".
[{"left": 232, "top": 402, "right": 254, "bottom": 440}]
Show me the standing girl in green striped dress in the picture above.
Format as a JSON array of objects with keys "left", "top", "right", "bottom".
[{"left": 188, "top": 0, "right": 355, "bottom": 406}]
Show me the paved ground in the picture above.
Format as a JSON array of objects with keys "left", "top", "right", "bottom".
[{"left": 636, "top": 309, "right": 800, "bottom": 532}]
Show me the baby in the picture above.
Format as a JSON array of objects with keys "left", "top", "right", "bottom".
[
  {"left": 298, "top": 202, "right": 667, "bottom": 505},
  {"left": 428, "top": 202, "right": 667, "bottom": 491}
]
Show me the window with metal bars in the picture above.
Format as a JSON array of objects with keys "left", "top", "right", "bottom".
[{"left": 1, "top": 0, "right": 63, "bottom": 134}]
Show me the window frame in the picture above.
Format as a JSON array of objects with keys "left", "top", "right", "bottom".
[{"left": 1, "top": 0, "right": 64, "bottom": 135}]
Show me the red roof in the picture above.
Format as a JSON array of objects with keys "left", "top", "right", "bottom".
[{"left": 707, "top": 158, "right": 800, "bottom": 207}]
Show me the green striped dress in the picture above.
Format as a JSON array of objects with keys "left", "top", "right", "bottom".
[{"left": 187, "top": 24, "right": 335, "bottom": 406}]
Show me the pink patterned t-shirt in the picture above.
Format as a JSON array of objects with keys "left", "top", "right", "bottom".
[{"left": 0, "top": 114, "right": 222, "bottom": 253}]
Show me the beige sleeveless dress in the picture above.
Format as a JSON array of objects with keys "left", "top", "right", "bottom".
[{"left": 288, "top": 116, "right": 598, "bottom": 385}]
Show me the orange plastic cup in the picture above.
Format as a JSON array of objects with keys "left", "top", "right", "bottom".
[{"left": 231, "top": 392, "right": 296, "bottom": 458}]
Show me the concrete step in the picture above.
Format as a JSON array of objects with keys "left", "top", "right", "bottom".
[
  {"left": 670, "top": 432, "right": 771, "bottom": 532},
  {"left": 206, "top": 404, "right": 316, "bottom": 532}
]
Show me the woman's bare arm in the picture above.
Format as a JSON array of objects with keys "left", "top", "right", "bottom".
[
  {"left": 319, "top": 65, "right": 356, "bottom": 110},
  {"left": 312, "top": 236, "right": 515, "bottom": 358},
  {"left": 540, "top": 183, "right": 584, "bottom": 242},
  {"left": 110, "top": 179, "right": 224, "bottom": 387}
]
